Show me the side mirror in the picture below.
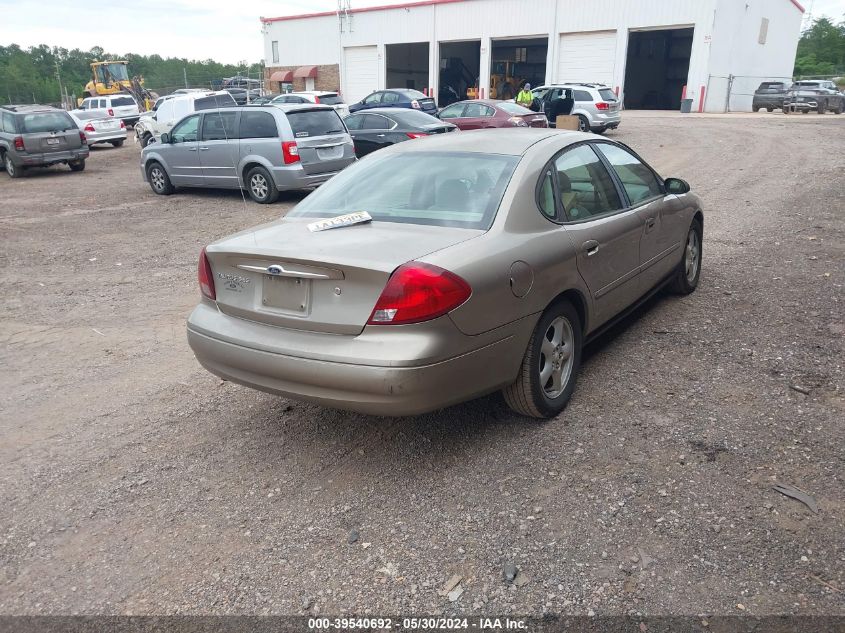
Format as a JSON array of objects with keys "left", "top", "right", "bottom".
[
  {"left": 160, "top": 132, "right": 170, "bottom": 144},
  {"left": 664, "top": 177, "right": 690, "bottom": 195}
]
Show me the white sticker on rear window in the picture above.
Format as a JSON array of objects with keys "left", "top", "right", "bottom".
[{"left": 307, "top": 211, "right": 372, "bottom": 232}]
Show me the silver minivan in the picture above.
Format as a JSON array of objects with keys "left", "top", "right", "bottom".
[{"left": 140, "top": 105, "right": 355, "bottom": 203}]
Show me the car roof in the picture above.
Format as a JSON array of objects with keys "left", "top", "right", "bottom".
[
  {"left": 268, "top": 103, "right": 337, "bottom": 113},
  {"left": 385, "top": 128, "right": 589, "bottom": 156},
  {"left": 1, "top": 104, "right": 63, "bottom": 113}
]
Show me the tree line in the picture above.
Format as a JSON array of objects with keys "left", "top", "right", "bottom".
[
  {"left": 794, "top": 17, "right": 845, "bottom": 78},
  {"left": 0, "top": 44, "right": 262, "bottom": 104}
]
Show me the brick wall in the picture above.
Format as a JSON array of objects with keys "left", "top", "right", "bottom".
[{"left": 264, "top": 64, "right": 340, "bottom": 94}]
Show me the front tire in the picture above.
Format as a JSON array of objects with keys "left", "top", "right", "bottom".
[
  {"left": 245, "top": 166, "right": 279, "bottom": 204},
  {"left": 5, "top": 154, "right": 22, "bottom": 178},
  {"left": 669, "top": 219, "right": 703, "bottom": 295},
  {"left": 142, "top": 133, "right": 155, "bottom": 147},
  {"left": 146, "top": 161, "right": 174, "bottom": 195},
  {"left": 68, "top": 159, "right": 85, "bottom": 172},
  {"left": 504, "top": 300, "right": 582, "bottom": 419}
]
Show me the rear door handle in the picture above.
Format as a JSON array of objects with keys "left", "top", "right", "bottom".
[
  {"left": 645, "top": 217, "right": 655, "bottom": 229},
  {"left": 582, "top": 240, "right": 600, "bottom": 256},
  {"left": 188, "top": 147, "right": 197, "bottom": 152},
  {"left": 199, "top": 147, "right": 209, "bottom": 151},
  {"left": 376, "top": 134, "right": 386, "bottom": 137}
]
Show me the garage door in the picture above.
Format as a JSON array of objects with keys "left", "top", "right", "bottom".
[
  {"left": 557, "top": 31, "right": 617, "bottom": 86},
  {"left": 343, "top": 46, "right": 379, "bottom": 104}
]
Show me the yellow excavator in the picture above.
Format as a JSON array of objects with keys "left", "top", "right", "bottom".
[{"left": 82, "top": 60, "right": 157, "bottom": 109}]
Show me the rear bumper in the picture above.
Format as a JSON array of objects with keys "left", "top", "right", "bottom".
[
  {"left": 590, "top": 111, "right": 622, "bottom": 129},
  {"left": 121, "top": 116, "right": 140, "bottom": 126},
  {"left": 88, "top": 132, "right": 126, "bottom": 144},
  {"left": 13, "top": 148, "right": 89, "bottom": 167},
  {"left": 186, "top": 302, "right": 529, "bottom": 416},
  {"left": 270, "top": 159, "right": 356, "bottom": 190}
]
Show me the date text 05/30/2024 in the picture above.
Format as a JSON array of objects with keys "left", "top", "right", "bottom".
[{"left": 308, "top": 617, "right": 528, "bottom": 630}]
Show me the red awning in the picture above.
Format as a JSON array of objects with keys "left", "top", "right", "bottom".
[
  {"left": 293, "top": 65, "right": 318, "bottom": 79},
  {"left": 270, "top": 70, "right": 293, "bottom": 82}
]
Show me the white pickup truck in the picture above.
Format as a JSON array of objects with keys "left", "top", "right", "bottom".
[{"left": 133, "top": 91, "right": 236, "bottom": 147}]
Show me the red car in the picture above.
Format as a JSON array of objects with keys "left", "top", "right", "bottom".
[{"left": 436, "top": 99, "right": 548, "bottom": 130}]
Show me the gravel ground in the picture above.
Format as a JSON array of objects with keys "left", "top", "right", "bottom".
[{"left": 0, "top": 112, "right": 843, "bottom": 617}]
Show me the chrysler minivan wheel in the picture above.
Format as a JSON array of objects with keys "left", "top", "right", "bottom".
[
  {"left": 246, "top": 166, "right": 279, "bottom": 204},
  {"left": 146, "top": 162, "right": 173, "bottom": 195},
  {"left": 503, "top": 300, "right": 582, "bottom": 419}
]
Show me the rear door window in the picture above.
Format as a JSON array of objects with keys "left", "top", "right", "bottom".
[
  {"left": 595, "top": 143, "right": 663, "bottom": 205},
  {"left": 286, "top": 109, "right": 345, "bottom": 137},
  {"left": 553, "top": 144, "right": 622, "bottom": 221},
  {"left": 201, "top": 112, "right": 238, "bottom": 140},
  {"left": 239, "top": 111, "right": 278, "bottom": 138},
  {"left": 381, "top": 92, "right": 401, "bottom": 104},
  {"left": 572, "top": 90, "right": 592, "bottom": 102},
  {"left": 359, "top": 114, "right": 391, "bottom": 130},
  {"left": 363, "top": 93, "right": 382, "bottom": 105},
  {"left": 111, "top": 97, "right": 136, "bottom": 107},
  {"left": 20, "top": 111, "right": 75, "bottom": 133},
  {"left": 463, "top": 103, "right": 495, "bottom": 117}
]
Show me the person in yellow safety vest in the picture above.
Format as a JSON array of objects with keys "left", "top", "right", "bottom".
[{"left": 516, "top": 83, "right": 533, "bottom": 107}]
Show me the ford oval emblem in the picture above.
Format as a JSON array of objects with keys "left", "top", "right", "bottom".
[{"left": 267, "top": 265, "right": 283, "bottom": 275}]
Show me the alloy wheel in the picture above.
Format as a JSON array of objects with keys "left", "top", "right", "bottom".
[
  {"left": 539, "top": 316, "right": 574, "bottom": 399},
  {"left": 6, "top": 156, "right": 15, "bottom": 177},
  {"left": 150, "top": 167, "right": 165, "bottom": 192},
  {"left": 250, "top": 174, "right": 268, "bottom": 200},
  {"left": 685, "top": 228, "right": 700, "bottom": 283}
]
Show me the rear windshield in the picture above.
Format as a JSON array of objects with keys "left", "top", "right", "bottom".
[
  {"left": 194, "top": 94, "right": 237, "bottom": 110},
  {"left": 19, "top": 111, "right": 76, "bottom": 133},
  {"left": 497, "top": 102, "right": 532, "bottom": 115},
  {"left": 289, "top": 151, "right": 519, "bottom": 230},
  {"left": 598, "top": 88, "right": 617, "bottom": 101},
  {"left": 317, "top": 94, "right": 344, "bottom": 105},
  {"left": 389, "top": 109, "right": 442, "bottom": 125},
  {"left": 111, "top": 97, "right": 136, "bottom": 107},
  {"left": 287, "top": 109, "right": 345, "bottom": 137},
  {"left": 400, "top": 90, "right": 427, "bottom": 100}
]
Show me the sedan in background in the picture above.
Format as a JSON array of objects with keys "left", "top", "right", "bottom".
[
  {"left": 437, "top": 100, "right": 548, "bottom": 130},
  {"left": 187, "top": 129, "right": 703, "bottom": 418},
  {"left": 271, "top": 91, "right": 350, "bottom": 119},
  {"left": 69, "top": 111, "right": 127, "bottom": 147},
  {"left": 348, "top": 89, "right": 437, "bottom": 116},
  {"left": 344, "top": 108, "right": 457, "bottom": 157}
]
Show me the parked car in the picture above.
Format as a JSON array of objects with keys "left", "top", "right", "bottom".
[
  {"left": 348, "top": 89, "right": 437, "bottom": 117},
  {"left": 141, "top": 104, "right": 355, "bottom": 203},
  {"left": 437, "top": 100, "right": 548, "bottom": 130},
  {"left": 225, "top": 88, "right": 250, "bottom": 105},
  {"left": 271, "top": 91, "right": 350, "bottom": 118},
  {"left": 1, "top": 104, "right": 89, "bottom": 178},
  {"left": 530, "top": 83, "right": 621, "bottom": 133},
  {"left": 344, "top": 107, "right": 457, "bottom": 157},
  {"left": 752, "top": 81, "right": 789, "bottom": 112},
  {"left": 249, "top": 95, "right": 276, "bottom": 106},
  {"left": 69, "top": 111, "right": 127, "bottom": 147},
  {"left": 786, "top": 80, "right": 844, "bottom": 114},
  {"left": 78, "top": 94, "right": 141, "bottom": 126},
  {"left": 186, "top": 129, "right": 703, "bottom": 418},
  {"left": 133, "top": 90, "right": 236, "bottom": 147}
]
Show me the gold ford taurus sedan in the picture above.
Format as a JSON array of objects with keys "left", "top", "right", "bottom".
[{"left": 187, "top": 129, "right": 703, "bottom": 418}]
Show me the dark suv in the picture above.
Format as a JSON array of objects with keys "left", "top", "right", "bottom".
[
  {"left": 1, "top": 105, "right": 89, "bottom": 178},
  {"left": 786, "top": 81, "right": 845, "bottom": 114},
  {"left": 752, "top": 82, "right": 788, "bottom": 112}
]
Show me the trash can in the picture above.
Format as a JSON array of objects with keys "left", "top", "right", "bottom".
[{"left": 680, "top": 98, "right": 693, "bottom": 113}]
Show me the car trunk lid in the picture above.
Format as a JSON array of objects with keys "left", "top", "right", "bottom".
[{"left": 206, "top": 218, "right": 483, "bottom": 335}]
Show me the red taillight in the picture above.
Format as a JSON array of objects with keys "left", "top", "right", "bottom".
[
  {"left": 84, "top": 123, "right": 95, "bottom": 132},
  {"left": 120, "top": 120, "right": 126, "bottom": 129},
  {"left": 13, "top": 136, "right": 24, "bottom": 150},
  {"left": 282, "top": 140, "right": 300, "bottom": 164},
  {"left": 367, "top": 262, "right": 471, "bottom": 325},
  {"left": 411, "top": 99, "right": 421, "bottom": 109},
  {"left": 405, "top": 132, "right": 428, "bottom": 139},
  {"left": 198, "top": 248, "right": 216, "bottom": 300},
  {"left": 595, "top": 102, "right": 610, "bottom": 110},
  {"left": 79, "top": 131, "right": 87, "bottom": 144},
  {"left": 107, "top": 108, "right": 114, "bottom": 116},
  {"left": 313, "top": 96, "right": 320, "bottom": 103}
]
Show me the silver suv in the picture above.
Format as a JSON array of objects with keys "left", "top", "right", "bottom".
[
  {"left": 532, "top": 83, "right": 622, "bottom": 133},
  {"left": 140, "top": 104, "right": 355, "bottom": 203},
  {"left": 1, "top": 105, "right": 89, "bottom": 178}
]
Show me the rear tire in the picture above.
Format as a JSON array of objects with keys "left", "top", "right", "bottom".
[
  {"left": 766, "top": 107, "right": 774, "bottom": 112},
  {"left": 817, "top": 102, "right": 825, "bottom": 114},
  {"left": 4, "top": 154, "right": 22, "bottom": 178},
  {"left": 69, "top": 159, "right": 86, "bottom": 172},
  {"left": 142, "top": 133, "right": 155, "bottom": 147},
  {"left": 245, "top": 166, "right": 279, "bottom": 204},
  {"left": 577, "top": 115, "right": 590, "bottom": 132},
  {"left": 503, "top": 300, "right": 582, "bottom": 419},
  {"left": 146, "top": 161, "right": 174, "bottom": 195},
  {"left": 668, "top": 219, "right": 703, "bottom": 295},
  {"left": 110, "top": 139, "right": 124, "bottom": 147}
]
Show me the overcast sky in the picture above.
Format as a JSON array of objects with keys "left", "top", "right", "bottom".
[{"left": 1, "top": 0, "right": 842, "bottom": 64}]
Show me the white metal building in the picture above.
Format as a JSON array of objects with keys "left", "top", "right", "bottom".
[{"left": 261, "top": 0, "right": 804, "bottom": 112}]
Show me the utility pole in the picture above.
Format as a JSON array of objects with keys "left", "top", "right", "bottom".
[
  {"left": 183, "top": 67, "right": 188, "bottom": 89},
  {"left": 55, "top": 60, "right": 65, "bottom": 108}
]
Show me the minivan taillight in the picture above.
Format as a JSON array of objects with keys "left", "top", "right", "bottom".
[
  {"left": 198, "top": 248, "right": 216, "bottom": 300},
  {"left": 595, "top": 102, "right": 610, "bottom": 110},
  {"left": 84, "top": 123, "right": 95, "bottom": 132},
  {"left": 282, "top": 140, "right": 300, "bottom": 164},
  {"left": 13, "top": 136, "right": 24, "bottom": 150},
  {"left": 411, "top": 99, "right": 421, "bottom": 109},
  {"left": 79, "top": 131, "right": 87, "bottom": 144},
  {"left": 313, "top": 96, "right": 321, "bottom": 103},
  {"left": 367, "top": 262, "right": 471, "bottom": 325}
]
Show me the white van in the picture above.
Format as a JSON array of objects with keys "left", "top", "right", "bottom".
[
  {"left": 79, "top": 95, "right": 141, "bottom": 126},
  {"left": 133, "top": 91, "right": 236, "bottom": 147}
]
